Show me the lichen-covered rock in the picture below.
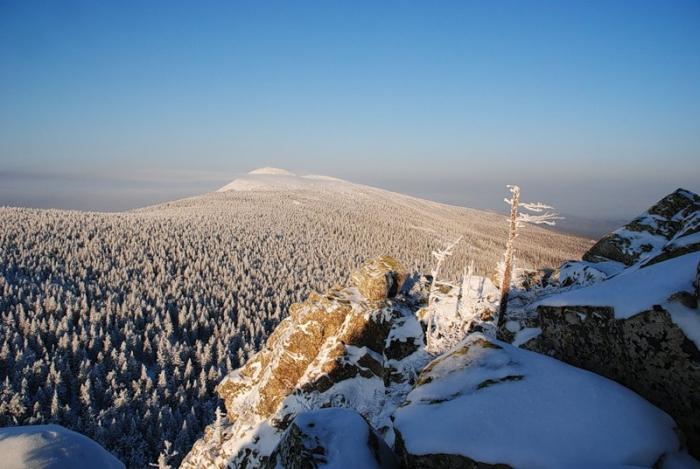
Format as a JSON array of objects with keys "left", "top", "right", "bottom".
[
  {"left": 351, "top": 255, "right": 407, "bottom": 302},
  {"left": 394, "top": 334, "right": 682, "bottom": 469},
  {"left": 265, "top": 408, "right": 398, "bottom": 469},
  {"left": 181, "top": 256, "right": 428, "bottom": 468}
]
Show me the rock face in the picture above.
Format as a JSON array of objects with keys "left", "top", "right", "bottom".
[
  {"left": 265, "top": 408, "right": 398, "bottom": 469},
  {"left": 181, "top": 256, "right": 430, "bottom": 468},
  {"left": 582, "top": 188, "right": 700, "bottom": 268},
  {"left": 394, "top": 334, "right": 682, "bottom": 469}
]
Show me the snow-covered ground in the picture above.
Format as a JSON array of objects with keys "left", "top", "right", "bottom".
[{"left": 0, "top": 425, "right": 124, "bottom": 469}]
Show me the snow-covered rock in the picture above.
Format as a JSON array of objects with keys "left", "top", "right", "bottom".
[
  {"left": 583, "top": 188, "right": 699, "bottom": 269},
  {"left": 181, "top": 256, "right": 430, "bottom": 468},
  {"left": 0, "top": 424, "right": 124, "bottom": 469},
  {"left": 265, "top": 408, "right": 397, "bottom": 469},
  {"left": 393, "top": 334, "right": 683, "bottom": 469},
  {"left": 530, "top": 251, "right": 700, "bottom": 455}
]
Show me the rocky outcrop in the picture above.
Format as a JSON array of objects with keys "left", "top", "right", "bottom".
[
  {"left": 183, "top": 247, "right": 700, "bottom": 468},
  {"left": 265, "top": 408, "right": 397, "bottom": 469},
  {"left": 528, "top": 251, "right": 700, "bottom": 456},
  {"left": 181, "top": 256, "right": 430, "bottom": 468},
  {"left": 393, "top": 334, "right": 682, "bottom": 469},
  {"left": 582, "top": 188, "right": 699, "bottom": 268}
]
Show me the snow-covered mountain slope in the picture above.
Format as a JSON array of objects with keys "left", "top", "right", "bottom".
[
  {"left": 150, "top": 167, "right": 590, "bottom": 279},
  {"left": 0, "top": 425, "right": 124, "bottom": 469}
]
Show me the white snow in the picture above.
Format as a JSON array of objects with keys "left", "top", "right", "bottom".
[
  {"left": 512, "top": 327, "right": 542, "bottom": 347},
  {"left": 557, "top": 260, "right": 625, "bottom": 286},
  {"left": 538, "top": 252, "right": 700, "bottom": 346},
  {"left": 668, "top": 230, "right": 700, "bottom": 249},
  {"left": 394, "top": 334, "right": 680, "bottom": 469},
  {"left": 0, "top": 424, "right": 124, "bottom": 469},
  {"left": 284, "top": 408, "right": 390, "bottom": 469}
]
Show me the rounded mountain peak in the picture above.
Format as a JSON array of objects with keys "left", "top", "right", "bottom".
[{"left": 248, "top": 167, "right": 296, "bottom": 176}]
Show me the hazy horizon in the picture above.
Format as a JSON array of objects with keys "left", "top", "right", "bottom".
[
  {"left": 1, "top": 165, "right": 693, "bottom": 238},
  {"left": 1, "top": 1, "right": 699, "bottom": 229}
]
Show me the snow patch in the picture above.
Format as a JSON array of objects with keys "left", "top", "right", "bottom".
[{"left": 0, "top": 424, "right": 125, "bottom": 469}]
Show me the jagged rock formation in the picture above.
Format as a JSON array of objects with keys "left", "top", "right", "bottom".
[
  {"left": 583, "top": 188, "right": 700, "bottom": 267},
  {"left": 554, "top": 188, "right": 700, "bottom": 288},
  {"left": 181, "top": 256, "right": 430, "bottom": 468},
  {"left": 394, "top": 334, "right": 682, "bottom": 469},
  {"left": 265, "top": 408, "right": 397, "bottom": 469}
]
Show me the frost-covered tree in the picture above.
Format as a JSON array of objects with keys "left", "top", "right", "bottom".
[
  {"left": 497, "top": 185, "right": 562, "bottom": 326},
  {"left": 426, "top": 236, "right": 462, "bottom": 350},
  {"left": 150, "top": 440, "right": 177, "bottom": 469},
  {"left": 212, "top": 406, "right": 224, "bottom": 445}
]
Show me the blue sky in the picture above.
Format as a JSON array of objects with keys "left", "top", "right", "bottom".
[{"left": 1, "top": 0, "right": 698, "bottom": 219}]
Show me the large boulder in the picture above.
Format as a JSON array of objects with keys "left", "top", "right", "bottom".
[
  {"left": 181, "top": 256, "right": 427, "bottom": 468},
  {"left": 265, "top": 408, "right": 397, "bottom": 469},
  {"left": 394, "top": 334, "right": 683, "bottom": 469},
  {"left": 530, "top": 252, "right": 700, "bottom": 455}
]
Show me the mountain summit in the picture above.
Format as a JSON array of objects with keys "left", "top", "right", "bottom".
[
  {"left": 248, "top": 167, "right": 296, "bottom": 176},
  {"left": 217, "top": 168, "right": 353, "bottom": 192}
]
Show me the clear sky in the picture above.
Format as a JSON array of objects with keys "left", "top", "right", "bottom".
[{"left": 1, "top": 0, "right": 699, "bottom": 221}]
